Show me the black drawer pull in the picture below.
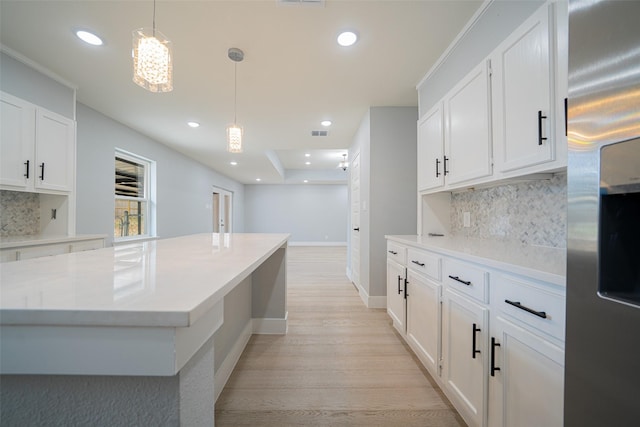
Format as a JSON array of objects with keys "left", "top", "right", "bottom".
[
  {"left": 448, "top": 275, "right": 471, "bottom": 286},
  {"left": 24, "top": 160, "right": 30, "bottom": 178},
  {"left": 435, "top": 158, "right": 441, "bottom": 177},
  {"left": 397, "top": 275, "right": 402, "bottom": 295},
  {"left": 491, "top": 337, "right": 501, "bottom": 376},
  {"left": 39, "top": 162, "right": 45, "bottom": 180},
  {"left": 472, "top": 323, "right": 481, "bottom": 359},
  {"left": 411, "top": 260, "right": 425, "bottom": 267},
  {"left": 505, "top": 299, "right": 547, "bottom": 319},
  {"left": 388, "top": 250, "right": 398, "bottom": 255},
  {"left": 538, "top": 110, "right": 547, "bottom": 145},
  {"left": 443, "top": 156, "right": 449, "bottom": 175}
]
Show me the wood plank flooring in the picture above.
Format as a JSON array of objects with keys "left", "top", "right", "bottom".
[{"left": 215, "top": 246, "right": 465, "bottom": 426}]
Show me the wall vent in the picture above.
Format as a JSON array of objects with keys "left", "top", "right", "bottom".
[
  {"left": 311, "top": 130, "right": 328, "bottom": 137},
  {"left": 277, "top": 0, "right": 325, "bottom": 7}
]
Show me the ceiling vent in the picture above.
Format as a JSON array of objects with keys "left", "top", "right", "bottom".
[
  {"left": 277, "top": 0, "right": 325, "bottom": 7},
  {"left": 311, "top": 130, "right": 328, "bottom": 137}
]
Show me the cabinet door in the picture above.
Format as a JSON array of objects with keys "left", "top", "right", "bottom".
[
  {"left": 489, "top": 315, "right": 564, "bottom": 427},
  {"left": 406, "top": 270, "right": 441, "bottom": 378},
  {"left": 386, "top": 259, "right": 406, "bottom": 334},
  {"left": 34, "top": 108, "right": 75, "bottom": 192},
  {"left": 492, "top": 4, "right": 553, "bottom": 173},
  {"left": 444, "top": 61, "right": 493, "bottom": 186},
  {"left": 442, "top": 289, "right": 488, "bottom": 427},
  {"left": 417, "top": 102, "right": 444, "bottom": 191},
  {"left": 1, "top": 92, "right": 35, "bottom": 189}
]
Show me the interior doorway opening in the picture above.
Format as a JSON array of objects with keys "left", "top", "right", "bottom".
[{"left": 212, "top": 187, "right": 233, "bottom": 234}]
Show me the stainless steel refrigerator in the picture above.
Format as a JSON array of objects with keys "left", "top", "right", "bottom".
[{"left": 565, "top": 0, "right": 640, "bottom": 425}]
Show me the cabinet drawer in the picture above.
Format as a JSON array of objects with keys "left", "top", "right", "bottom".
[
  {"left": 387, "top": 242, "right": 407, "bottom": 265},
  {"left": 493, "top": 274, "right": 565, "bottom": 341},
  {"left": 407, "top": 248, "right": 441, "bottom": 281},
  {"left": 444, "top": 258, "right": 489, "bottom": 303},
  {"left": 70, "top": 239, "right": 105, "bottom": 253},
  {"left": 17, "top": 243, "right": 68, "bottom": 260}
]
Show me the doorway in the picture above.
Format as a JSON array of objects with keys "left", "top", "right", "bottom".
[{"left": 212, "top": 187, "right": 233, "bottom": 234}]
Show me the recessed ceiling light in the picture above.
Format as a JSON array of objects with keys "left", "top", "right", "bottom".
[
  {"left": 337, "top": 31, "right": 358, "bottom": 47},
  {"left": 76, "top": 30, "right": 103, "bottom": 46},
  {"left": 256, "top": 178, "right": 261, "bottom": 182},
  {"left": 321, "top": 120, "right": 332, "bottom": 127},
  {"left": 230, "top": 161, "right": 238, "bottom": 166},
  {"left": 305, "top": 161, "right": 311, "bottom": 165},
  {"left": 187, "top": 121, "right": 200, "bottom": 128},
  {"left": 303, "top": 180, "right": 309, "bottom": 183},
  {"left": 305, "top": 153, "right": 311, "bottom": 157}
]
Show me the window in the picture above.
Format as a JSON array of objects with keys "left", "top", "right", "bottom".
[{"left": 114, "top": 150, "right": 154, "bottom": 240}]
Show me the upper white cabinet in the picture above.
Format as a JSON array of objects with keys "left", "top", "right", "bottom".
[
  {"left": 417, "top": 102, "right": 444, "bottom": 192},
  {"left": 1, "top": 91, "right": 75, "bottom": 194},
  {"left": 491, "top": 4, "right": 558, "bottom": 174},
  {"left": 417, "top": 62, "right": 492, "bottom": 193},
  {"left": 444, "top": 62, "right": 493, "bottom": 186}
]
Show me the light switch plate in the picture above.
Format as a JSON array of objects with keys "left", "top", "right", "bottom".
[{"left": 463, "top": 212, "right": 471, "bottom": 228}]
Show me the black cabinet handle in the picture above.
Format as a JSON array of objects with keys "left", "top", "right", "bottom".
[
  {"left": 472, "top": 323, "right": 481, "bottom": 359},
  {"left": 397, "top": 275, "right": 402, "bottom": 295},
  {"left": 564, "top": 98, "right": 568, "bottom": 137},
  {"left": 24, "top": 160, "right": 30, "bottom": 178},
  {"left": 505, "top": 299, "right": 547, "bottom": 319},
  {"left": 448, "top": 275, "right": 471, "bottom": 286},
  {"left": 404, "top": 277, "right": 409, "bottom": 299},
  {"left": 435, "top": 158, "right": 441, "bottom": 177},
  {"left": 353, "top": 227, "right": 359, "bottom": 232},
  {"left": 443, "top": 156, "right": 449, "bottom": 175},
  {"left": 538, "top": 110, "right": 547, "bottom": 145},
  {"left": 388, "top": 250, "right": 397, "bottom": 255},
  {"left": 411, "top": 260, "right": 425, "bottom": 267},
  {"left": 491, "top": 337, "right": 501, "bottom": 376},
  {"left": 39, "top": 162, "right": 45, "bottom": 180}
]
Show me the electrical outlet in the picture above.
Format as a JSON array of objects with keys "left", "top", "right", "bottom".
[{"left": 463, "top": 212, "right": 471, "bottom": 228}]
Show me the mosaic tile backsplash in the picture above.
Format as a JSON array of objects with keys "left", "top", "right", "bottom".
[
  {"left": 0, "top": 190, "right": 40, "bottom": 236},
  {"left": 450, "top": 173, "right": 567, "bottom": 248}
]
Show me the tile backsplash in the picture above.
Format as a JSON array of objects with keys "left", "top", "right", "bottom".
[
  {"left": 450, "top": 173, "right": 567, "bottom": 248},
  {"left": 0, "top": 190, "right": 40, "bottom": 236}
]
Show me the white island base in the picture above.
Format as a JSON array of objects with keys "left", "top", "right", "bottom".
[{"left": 0, "top": 233, "right": 289, "bottom": 426}]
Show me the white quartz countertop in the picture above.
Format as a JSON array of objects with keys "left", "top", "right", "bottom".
[
  {"left": 0, "top": 234, "right": 108, "bottom": 249},
  {"left": 0, "top": 233, "right": 289, "bottom": 328},
  {"left": 386, "top": 235, "right": 566, "bottom": 286}
]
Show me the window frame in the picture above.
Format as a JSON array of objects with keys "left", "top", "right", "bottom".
[{"left": 114, "top": 149, "right": 155, "bottom": 242}]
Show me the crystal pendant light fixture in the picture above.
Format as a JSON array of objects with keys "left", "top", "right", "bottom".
[
  {"left": 339, "top": 153, "right": 349, "bottom": 171},
  {"left": 132, "top": 0, "right": 173, "bottom": 92},
  {"left": 227, "top": 48, "right": 244, "bottom": 153}
]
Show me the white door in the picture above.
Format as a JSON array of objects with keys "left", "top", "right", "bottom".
[
  {"left": 386, "top": 259, "right": 406, "bottom": 334},
  {"left": 349, "top": 152, "right": 361, "bottom": 288},
  {"left": 417, "top": 102, "right": 445, "bottom": 191},
  {"left": 212, "top": 188, "right": 233, "bottom": 234}
]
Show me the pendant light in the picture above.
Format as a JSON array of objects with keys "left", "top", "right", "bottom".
[
  {"left": 339, "top": 153, "right": 349, "bottom": 171},
  {"left": 227, "top": 48, "right": 244, "bottom": 153},
  {"left": 132, "top": 0, "right": 173, "bottom": 92}
]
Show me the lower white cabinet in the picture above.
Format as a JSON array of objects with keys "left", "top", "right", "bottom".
[
  {"left": 488, "top": 314, "right": 564, "bottom": 427},
  {"left": 442, "top": 288, "right": 489, "bottom": 427},
  {"left": 406, "top": 269, "right": 441, "bottom": 378},
  {"left": 385, "top": 237, "right": 565, "bottom": 427},
  {"left": 1, "top": 236, "right": 106, "bottom": 263}
]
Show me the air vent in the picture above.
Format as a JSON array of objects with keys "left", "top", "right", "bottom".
[
  {"left": 277, "top": 0, "right": 325, "bottom": 7},
  {"left": 311, "top": 130, "right": 328, "bottom": 137}
]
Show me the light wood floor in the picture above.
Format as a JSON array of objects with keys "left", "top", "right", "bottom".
[{"left": 215, "top": 246, "right": 465, "bottom": 426}]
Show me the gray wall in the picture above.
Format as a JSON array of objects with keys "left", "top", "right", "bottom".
[
  {"left": 418, "top": 0, "right": 544, "bottom": 116},
  {"left": 244, "top": 184, "right": 348, "bottom": 244},
  {"left": 76, "top": 103, "right": 245, "bottom": 246}
]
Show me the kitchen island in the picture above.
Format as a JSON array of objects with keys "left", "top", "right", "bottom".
[{"left": 0, "top": 233, "right": 289, "bottom": 426}]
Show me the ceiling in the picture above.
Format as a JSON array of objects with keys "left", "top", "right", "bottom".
[{"left": 0, "top": 0, "right": 482, "bottom": 184}]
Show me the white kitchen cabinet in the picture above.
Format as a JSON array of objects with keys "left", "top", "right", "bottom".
[
  {"left": 417, "top": 102, "right": 444, "bottom": 192},
  {"left": 1, "top": 92, "right": 35, "bottom": 189},
  {"left": 406, "top": 268, "right": 441, "bottom": 378},
  {"left": 0, "top": 236, "right": 106, "bottom": 263},
  {"left": 491, "top": 3, "right": 558, "bottom": 174},
  {"left": 0, "top": 91, "right": 75, "bottom": 194},
  {"left": 442, "top": 288, "right": 489, "bottom": 427},
  {"left": 386, "top": 257, "right": 406, "bottom": 334},
  {"left": 444, "top": 61, "right": 493, "bottom": 187},
  {"left": 417, "top": 62, "right": 493, "bottom": 193},
  {"left": 488, "top": 314, "right": 564, "bottom": 427}
]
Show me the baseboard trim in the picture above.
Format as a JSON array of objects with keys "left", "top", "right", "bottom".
[
  {"left": 214, "top": 319, "right": 252, "bottom": 402},
  {"left": 252, "top": 312, "right": 288, "bottom": 334},
  {"left": 357, "top": 286, "right": 387, "bottom": 309},
  {"left": 288, "top": 241, "right": 347, "bottom": 247}
]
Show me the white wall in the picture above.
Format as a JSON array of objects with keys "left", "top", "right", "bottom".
[
  {"left": 244, "top": 184, "right": 347, "bottom": 245},
  {"left": 76, "top": 104, "right": 245, "bottom": 246}
]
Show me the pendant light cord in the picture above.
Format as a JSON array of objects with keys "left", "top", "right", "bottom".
[
  {"left": 234, "top": 62, "right": 238, "bottom": 124},
  {"left": 152, "top": 0, "right": 156, "bottom": 36}
]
